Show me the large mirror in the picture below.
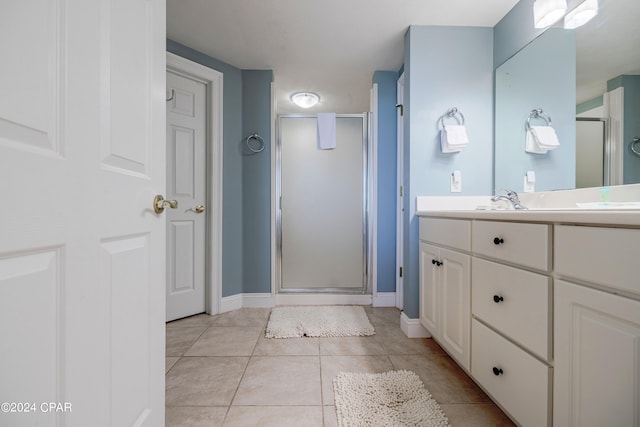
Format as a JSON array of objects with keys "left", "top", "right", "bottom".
[{"left": 495, "top": 0, "right": 640, "bottom": 192}]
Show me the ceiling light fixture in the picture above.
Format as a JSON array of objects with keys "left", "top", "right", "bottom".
[
  {"left": 564, "top": 0, "right": 598, "bottom": 29},
  {"left": 291, "top": 92, "right": 320, "bottom": 108},
  {"left": 533, "top": 0, "right": 567, "bottom": 28}
]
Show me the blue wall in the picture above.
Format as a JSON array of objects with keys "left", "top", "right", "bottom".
[
  {"left": 609, "top": 75, "right": 640, "bottom": 184},
  {"left": 167, "top": 40, "right": 273, "bottom": 298},
  {"left": 372, "top": 71, "right": 398, "bottom": 293},
  {"left": 494, "top": 28, "right": 576, "bottom": 192},
  {"left": 242, "top": 70, "right": 273, "bottom": 293},
  {"left": 403, "top": 26, "right": 494, "bottom": 319}
]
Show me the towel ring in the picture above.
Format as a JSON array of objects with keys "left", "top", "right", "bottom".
[
  {"left": 245, "top": 133, "right": 265, "bottom": 153},
  {"left": 631, "top": 137, "right": 640, "bottom": 157},
  {"left": 439, "top": 107, "right": 465, "bottom": 128},
  {"left": 526, "top": 108, "right": 551, "bottom": 130}
]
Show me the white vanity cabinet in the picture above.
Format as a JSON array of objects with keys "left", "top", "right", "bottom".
[
  {"left": 419, "top": 211, "right": 640, "bottom": 427},
  {"left": 418, "top": 218, "right": 471, "bottom": 370},
  {"left": 554, "top": 225, "right": 640, "bottom": 427},
  {"left": 471, "top": 220, "right": 553, "bottom": 427}
]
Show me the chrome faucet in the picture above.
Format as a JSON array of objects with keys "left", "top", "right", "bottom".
[{"left": 491, "top": 189, "right": 527, "bottom": 210}]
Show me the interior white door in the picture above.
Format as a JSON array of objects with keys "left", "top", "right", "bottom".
[
  {"left": 0, "top": 1, "right": 165, "bottom": 426},
  {"left": 166, "top": 71, "right": 207, "bottom": 321}
]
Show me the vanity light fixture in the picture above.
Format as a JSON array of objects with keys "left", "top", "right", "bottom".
[
  {"left": 533, "top": 0, "right": 568, "bottom": 28},
  {"left": 291, "top": 92, "right": 320, "bottom": 108},
  {"left": 564, "top": 0, "right": 598, "bottom": 29}
]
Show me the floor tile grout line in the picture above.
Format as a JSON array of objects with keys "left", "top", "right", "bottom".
[{"left": 219, "top": 320, "right": 267, "bottom": 426}]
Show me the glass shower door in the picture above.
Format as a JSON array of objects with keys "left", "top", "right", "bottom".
[{"left": 277, "top": 115, "right": 367, "bottom": 292}]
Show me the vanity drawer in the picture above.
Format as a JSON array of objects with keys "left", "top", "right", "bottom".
[
  {"left": 472, "top": 221, "right": 550, "bottom": 271},
  {"left": 472, "top": 258, "right": 551, "bottom": 361},
  {"left": 472, "top": 320, "right": 551, "bottom": 427},
  {"left": 419, "top": 217, "right": 470, "bottom": 251},
  {"left": 555, "top": 225, "right": 640, "bottom": 297}
]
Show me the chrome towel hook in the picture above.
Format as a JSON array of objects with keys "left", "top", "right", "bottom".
[
  {"left": 439, "top": 107, "right": 465, "bottom": 128},
  {"left": 631, "top": 137, "right": 640, "bottom": 157},
  {"left": 245, "top": 133, "right": 265, "bottom": 153},
  {"left": 166, "top": 89, "right": 175, "bottom": 102},
  {"left": 526, "top": 108, "right": 551, "bottom": 130}
]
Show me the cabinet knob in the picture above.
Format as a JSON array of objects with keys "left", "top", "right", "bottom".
[
  {"left": 431, "top": 259, "right": 443, "bottom": 267},
  {"left": 432, "top": 259, "right": 437, "bottom": 265},
  {"left": 492, "top": 367, "right": 504, "bottom": 376},
  {"left": 493, "top": 237, "right": 504, "bottom": 245},
  {"left": 493, "top": 295, "right": 504, "bottom": 303}
]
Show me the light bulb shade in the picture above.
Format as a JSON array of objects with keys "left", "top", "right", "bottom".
[
  {"left": 533, "top": 0, "right": 568, "bottom": 28},
  {"left": 291, "top": 92, "right": 320, "bottom": 108},
  {"left": 564, "top": 0, "right": 598, "bottom": 29}
]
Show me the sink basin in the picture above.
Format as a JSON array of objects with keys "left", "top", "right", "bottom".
[
  {"left": 574, "top": 202, "right": 640, "bottom": 209},
  {"left": 476, "top": 202, "right": 640, "bottom": 211}
]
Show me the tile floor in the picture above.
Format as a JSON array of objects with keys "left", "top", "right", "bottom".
[{"left": 165, "top": 306, "right": 515, "bottom": 427}]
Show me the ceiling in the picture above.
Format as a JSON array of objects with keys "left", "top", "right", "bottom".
[
  {"left": 167, "top": 0, "right": 640, "bottom": 114},
  {"left": 167, "top": 0, "right": 519, "bottom": 113},
  {"left": 575, "top": 0, "right": 640, "bottom": 104}
]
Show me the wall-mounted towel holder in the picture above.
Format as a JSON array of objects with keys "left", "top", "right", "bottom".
[
  {"left": 439, "top": 107, "right": 465, "bottom": 128},
  {"left": 631, "top": 137, "right": 640, "bottom": 157},
  {"left": 526, "top": 108, "right": 552, "bottom": 130},
  {"left": 245, "top": 133, "right": 265, "bottom": 153}
]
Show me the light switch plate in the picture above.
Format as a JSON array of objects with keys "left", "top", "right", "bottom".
[{"left": 451, "top": 170, "right": 462, "bottom": 193}]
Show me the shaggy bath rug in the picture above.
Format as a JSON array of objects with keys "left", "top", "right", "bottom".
[
  {"left": 265, "top": 306, "right": 375, "bottom": 338},
  {"left": 333, "top": 370, "right": 450, "bottom": 427}
]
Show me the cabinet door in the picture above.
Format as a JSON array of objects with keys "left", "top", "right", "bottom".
[
  {"left": 419, "top": 242, "right": 439, "bottom": 335},
  {"left": 439, "top": 248, "right": 471, "bottom": 370},
  {"left": 555, "top": 280, "right": 640, "bottom": 427}
]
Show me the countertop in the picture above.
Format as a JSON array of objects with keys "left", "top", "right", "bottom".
[{"left": 417, "top": 208, "right": 640, "bottom": 227}]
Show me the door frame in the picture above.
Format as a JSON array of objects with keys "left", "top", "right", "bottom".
[
  {"left": 396, "top": 72, "right": 405, "bottom": 310},
  {"left": 273, "top": 113, "right": 370, "bottom": 296},
  {"left": 166, "top": 52, "right": 223, "bottom": 315}
]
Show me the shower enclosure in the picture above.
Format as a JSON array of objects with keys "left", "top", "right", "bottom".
[{"left": 276, "top": 114, "right": 369, "bottom": 294}]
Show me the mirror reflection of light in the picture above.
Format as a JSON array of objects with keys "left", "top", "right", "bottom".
[
  {"left": 533, "top": 0, "right": 568, "bottom": 28},
  {"left": 564, "top": 0, "right": 598, "bottom": 29}
]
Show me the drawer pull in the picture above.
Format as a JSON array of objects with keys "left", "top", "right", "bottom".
[
  {"left": 492, "top": 367, "right": 504, "bottom": 376},
  {"left": 493, "top": 294, "right": 504, "bottom": 303},
  {"left": 493, "top": 237, "right": 504, "bottom": 245},
  {"left": 431, "top": 259, "right": 443, "bottom": 267}
]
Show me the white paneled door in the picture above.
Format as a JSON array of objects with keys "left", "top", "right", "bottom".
[
  {"left": 0, "top": 1, "right": 165, "bottom": 426},
  {"left": 166, "top": 71, "right": 207, "bottom": 321}
]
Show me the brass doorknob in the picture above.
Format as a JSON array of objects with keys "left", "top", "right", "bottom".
[
  {"left": 194, "top": 204, "right": 205, "bottom": 214},
  {"left": 153, "top": 195, "right": 178, "bottom": 214}
]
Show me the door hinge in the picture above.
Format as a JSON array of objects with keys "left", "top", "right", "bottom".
[
  {"left": 399, "top": 186, "right": 404, "bottom": 197},
  {"left": 395, "top": 104, "right": 404, "bottom": 116},
  {"left": 399, "top": 266, "right": 403, "bottom": 277}
]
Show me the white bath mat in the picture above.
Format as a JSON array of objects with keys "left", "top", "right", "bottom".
[
  {"left": 265, "top": 306, "right": 375, "bottom": 338},
  {"left": 333, "top": 370, "right": 450, "bottom": 427}
]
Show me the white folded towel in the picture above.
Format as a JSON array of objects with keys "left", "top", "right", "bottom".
[
  {"left": 525, "top": 129, "right": 548, "bottom": 154},
  {"left": 440, "top": 125, "right": 469, "bottom": 153},
  {"left": 317, "top": 112, "right": 336, "bottom": 150},
  {"left": 525, "top": 125, "right": 560, "bottom": 154}
]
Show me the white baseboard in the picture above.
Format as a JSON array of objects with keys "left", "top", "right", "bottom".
[
  {"left": 220, "top": 293, "right": 276, "bottom": 313},
  {"left": 400, "top": 312, "right": 431, "bottom": 338},
  {"left": 221, "top": 293, "right": 375, "bottom": 313},
  {"left": 275, "top": 293, "right": 372, "bottom": 306},
  {"left": 372, "top": 292, "right": 396, "bottom": 307},
  {"left": 242, "top": 293, "right": 276, "bottom": 308}
]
